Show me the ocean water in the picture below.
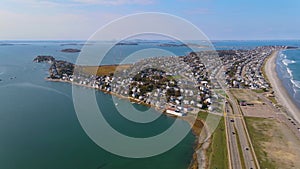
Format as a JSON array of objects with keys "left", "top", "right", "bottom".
[
  {"left": 212, "top": 40, "right": 300, "bottom": 50},
  {"left": 0, "top": 41, "right": 196, "bottom": 169},
  {"left": 277, "top": 48, "right": 300, "bottom": 109}
]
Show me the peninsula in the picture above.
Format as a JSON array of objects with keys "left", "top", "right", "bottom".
[
  {"left": 34, "top": 51, "right": 217, "bottom": 117},
  {"left": 34, "top": 45, "right": 300, "bottom": 169}
]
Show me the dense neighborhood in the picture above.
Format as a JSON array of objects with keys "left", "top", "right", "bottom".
[
  {"left": 219, "top": 46, "right": 287, "bottom": 90},
  {"left": 34, "top": 46, "right": 288, "bottom": 116}
]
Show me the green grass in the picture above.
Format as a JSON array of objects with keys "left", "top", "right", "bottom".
[
  {"left": 244, "top": 117, "right": 276, "bottom": 169},
  {"left": 171, "top": 75, "right": 182, "bottom": 79},
  {"left": 268, "top": 96, "right": 277, "bottom": 104},
  {"left": 197, "top": 112, "right": 228, "bottom": 168},
  {"left": 214, "top": 89, "right": 227, "bottom": 97},
  {"left": 252, "top": 89, "right": 265, "bottom": 94},
  {"left": 206, "top": 117, "right": 229, "bottom": 169},
  {"left": 198, "top": 110, "right": 209, "bottom": 120}
]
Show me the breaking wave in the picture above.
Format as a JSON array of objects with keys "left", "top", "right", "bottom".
[
  {"left": 282, "top": 59, "right": 296, "bottom": 66},
  {"left": 291, "top": 79, "right": 300, "bottom": 89},
  {"left": 280, "top": 53, "right": 287, "bottom": 59},
  {"left": 287, "top": 68, "right": 293, "bottom": 77}
]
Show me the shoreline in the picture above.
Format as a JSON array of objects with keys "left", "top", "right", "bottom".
[
  {"left": 45, "top": 78, "right": 205, "bottom": 169},
  {"left": 46, "top": 78, "right": 160, "bottom": 109},
  {"left": 265, "top": 51, "right": 300, "bottom": 123}
]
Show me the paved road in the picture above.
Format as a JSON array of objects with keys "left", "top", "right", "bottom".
[
  {"left": 225, "top": 102, "right": 242, "bottom": 169},
  {"left": 227, "top": 91, "right": 258, "bottom": 169},
  {"left": 216, "top": 66, "right": 259, "bottom": 169}
]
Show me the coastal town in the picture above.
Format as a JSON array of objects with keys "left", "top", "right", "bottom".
[
  {"left": 34, "top": 50, "right": 222, "bottom": 117},
  {"left": 34, "top": 45, "right": 288, "bottom": 118},
  {"left": 33, "top": 44, "right": 300, "bottom": 169},
  {"left": 219, "top": 46, "right": 287, "bottom": 90},
  {"left": 3, "top": 0, "right": 300, "bottom": 169}
]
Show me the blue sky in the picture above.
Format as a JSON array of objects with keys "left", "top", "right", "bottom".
[{"left": 0, "top": 0, "right": 299, "bottom": 40}]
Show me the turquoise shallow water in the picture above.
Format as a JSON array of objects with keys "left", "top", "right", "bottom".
[{"left": 0, "top": 42, "right": 195, "bottom": 169}]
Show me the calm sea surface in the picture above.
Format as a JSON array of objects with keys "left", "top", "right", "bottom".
[{"left": 0, "top": 41, "right": 195, "bottom": 169}]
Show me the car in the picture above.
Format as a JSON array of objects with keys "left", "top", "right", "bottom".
[
  {"left": 245, "top": 147, "right": 249, "bottom": 151},
  {"left": 232, "top": 132, "right": 235, "bottom": 135},
  {"left": 230, "top": 119, "right": 234, "bottom": 122}
]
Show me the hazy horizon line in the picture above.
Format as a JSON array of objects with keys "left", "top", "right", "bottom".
[{"left": 1, "top": 39, "right": 300, "bottom": 41}]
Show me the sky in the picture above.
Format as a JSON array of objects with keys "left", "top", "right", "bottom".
[{"left": 0, "top": 0, "right": 299, "bottom": 40}]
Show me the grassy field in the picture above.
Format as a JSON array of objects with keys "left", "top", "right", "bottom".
[
  {"left": 267, "top": 96, "right": 277, "bottom": 104},
  {"left": 195, "top": 111, "right": 228, "bottom": 169},
  {"left": 252, "top": 89, "right": 265, "bottom": 94},
  {"left": 244, "top": 117, "right": 276, "bottom": 168},
  {"left": 230, "top": 89, "right": 262, "bottom": 104},
  {"left": 206, "top": 117, "right": 229, "bottom": 169},
  {"left": 76, "top": 64, "right": 132, "bottom": 76},
  {"left": 197, "top": 110, "right": 209, "bottom": 121},
  {"left": 213, "top": 89, "right": 227, "bottom": 98}
]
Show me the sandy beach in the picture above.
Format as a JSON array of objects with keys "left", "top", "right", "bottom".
[{"left": 265, "top": 51, "right": 300, "bottom": 123}]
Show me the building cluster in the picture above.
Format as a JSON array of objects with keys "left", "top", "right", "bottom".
[
  {"left": 219, "top": 46, "right": 287, "bottom": 90},
  {"left": 35, "top": 46, "right": 287, "bottom": 116},
  {"left": 34, "top": 51, "right": 222, "bottom": 116}
]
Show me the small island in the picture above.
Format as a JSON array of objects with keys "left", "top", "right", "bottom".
[
  {"left": 61, "top": 48, "right": 81, "bottom": 53},
  {"left": 116, "top": 42, "right": 138, "bottom": 45},
  {"left": 33, "top": 55, "right": 55, "bottom": 63},
  {"left": 158, "top": 43, "right": 188, "bottom": 47}
]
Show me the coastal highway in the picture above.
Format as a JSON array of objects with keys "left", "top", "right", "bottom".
[
  {"left": 216, "top": 66, "right": 259, "bottom": 169},
  {"left": 227, "top": 93, "right": 258, "bottom": 169},
  {"left": 224, "top": 102, "right": 242, "bottom": 169}
]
